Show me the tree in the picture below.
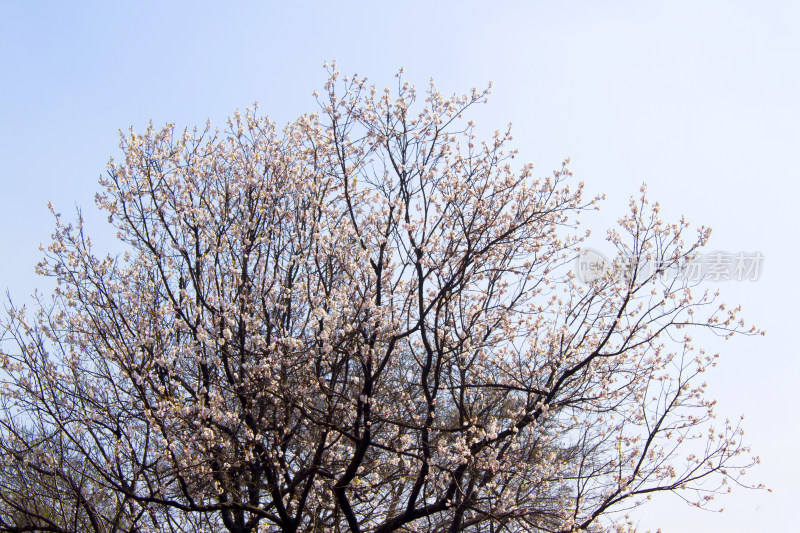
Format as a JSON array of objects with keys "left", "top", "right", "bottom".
[{"left": 0, "top": 66, "right": 761, "bottom": 533}]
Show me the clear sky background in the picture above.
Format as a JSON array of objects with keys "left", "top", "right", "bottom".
[{"left": 1, "top": 1, "right": 797, "bottom": 531}]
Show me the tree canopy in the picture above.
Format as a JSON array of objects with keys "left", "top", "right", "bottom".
[{"left": 0, "top": 67, "right": 761, "bottom": 533}]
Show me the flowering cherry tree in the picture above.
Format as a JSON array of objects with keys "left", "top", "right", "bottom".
[{"left": 0, "top": 67, "right": 761, "bottom": 533}]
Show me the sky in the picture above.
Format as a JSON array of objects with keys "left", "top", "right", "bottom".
[{"left": 1, "top": 1, "right": 798, "bottom": 531}]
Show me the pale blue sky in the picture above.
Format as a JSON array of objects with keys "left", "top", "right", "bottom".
[{"left": 2, "top": 1, "right": 798, "bottom": 531}]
